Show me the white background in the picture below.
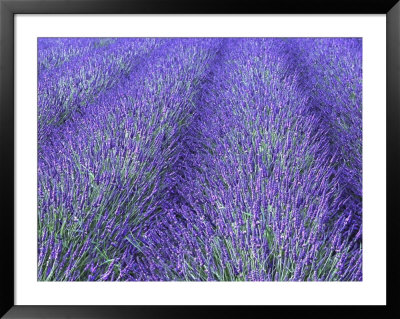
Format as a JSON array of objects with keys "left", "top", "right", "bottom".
[{"left": 15, "top": 15, "right": 386, "bottom": 305}]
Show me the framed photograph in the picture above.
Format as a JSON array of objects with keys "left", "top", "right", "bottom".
[{"left": 1, "top": 0, "right": 398, "bottom": 318}]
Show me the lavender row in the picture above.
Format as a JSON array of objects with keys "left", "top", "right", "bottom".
[
  {"left": 38, "top": 38, "right": 115, "bottom": 74},
  {"left": 293, "top": 38, "right": 362, "bottom": 232},
  {"left": 38, "top": 38, "right": 163, "bottom": 147},
  {"left": 38, "top": 38, "right": 222, "bottom": 281},
  {"left": 129, "top": 38, "right": 362, "bottom": 281}
]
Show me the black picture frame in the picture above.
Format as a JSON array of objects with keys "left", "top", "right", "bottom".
[{"left": 1, "top": 0, "right": 398, "bottom": 318}]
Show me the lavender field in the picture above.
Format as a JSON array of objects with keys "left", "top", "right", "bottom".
[{"left": 38, "top": 38, "right": 362, "bottom": 281}]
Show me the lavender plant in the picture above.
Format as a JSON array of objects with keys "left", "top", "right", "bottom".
[{"left": 38, "top": 38, "right": 362, "bottom": 281}]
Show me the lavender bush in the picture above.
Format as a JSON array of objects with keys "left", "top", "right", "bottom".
[{"left": 38, "top": 38, "right": 362, "bottom": 281}]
